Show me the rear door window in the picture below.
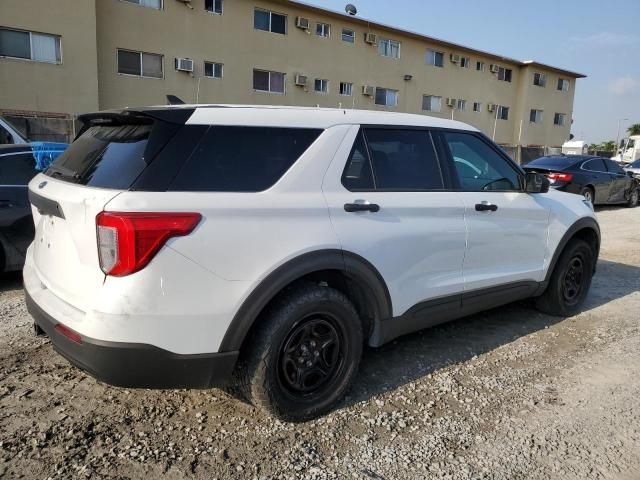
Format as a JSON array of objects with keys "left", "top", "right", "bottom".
[
  {"left": 582, "top": 158, "right": 607, "bottom": 172},
  {"left": 169, "top": 127, "right": 322, "bottom": 192},
  {"left": 363, "top": 128, "right": 444, "bottom": 190}
]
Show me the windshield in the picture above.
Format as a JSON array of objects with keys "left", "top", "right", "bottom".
[
  {"left": 628, "top": 159, "right": 640, "bottom": 168},
  {"left": 0, "top": 116, "right": 28, "bottom": 143}
]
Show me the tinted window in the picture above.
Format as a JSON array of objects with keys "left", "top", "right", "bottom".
[
  {"left": 0, "top": 152, "right": 36, "bottom": 185},
  {"left": 582, "top": 158, "right": 607, "bottom": 172},
  {"left": 342, "top": 132, "right": 374, "bottom": 191},
  {"left": 628, "top": 159, "right": 640, "bottom": 168},
  {"left": 169, "top": 127, "right": 321, "bottom": 192},
  {"left": 47, "top": 124, "right": 153, "bottom": 189},
  {"left": 364, "top": 129, "right": 443, "bottom": 190},
  {"left": 527, "top": 156, "right": 580, "bottom": 169},
  {"left": 444, "top": 132, "right": 521, "bottom": 191},
  {"left": 604, "top": 159, "right": 625, "bottom": 174}
]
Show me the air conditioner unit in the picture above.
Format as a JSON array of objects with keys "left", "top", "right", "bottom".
[
  {"left": 295, "top": 74, "right": 308, "bottom": 86},
  {"left": 295, "top": 17, "right": 310, "bottom": 30},
  {"left": 446, "top": 97, "right": 456, "bottom": 107},
  {"left": 487, "top": 103, "right": 496, "bottom": 112},
  {"left": 362, "top": 85, "right": 375, "bottom": 96},
  {"left": 450, "top": 54, "right": 460, "bottom": 63},
  {"left": 490, "top": 64, "right": 500, "bottom": 73},
  {"left": 364, "top": 32, "right": 377, "bottom": 45},
  {"left": 175, "top": 57, "right": 194, "bottom": 72}
]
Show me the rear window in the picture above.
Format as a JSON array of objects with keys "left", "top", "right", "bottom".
[
  {"left": 526, "top": 156, "right": 579, "bottom": 169},
  {"left": 169, "top": 127, "right": 322, "bottom": 192},
  {"left": 46, "top": 124, "right": 153, "bottom": 189}
]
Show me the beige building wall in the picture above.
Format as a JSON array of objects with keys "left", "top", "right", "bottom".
[
  {"left": 1, "top": 0, "right": 581, "bottom": 148},
  {"left": 0, "top": 0, "right": 99, "bottom": 115}
]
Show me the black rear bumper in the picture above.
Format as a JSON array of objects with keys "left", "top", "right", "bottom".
[{"left": 25, "top": 291, "right": 238, "bottom": 389}]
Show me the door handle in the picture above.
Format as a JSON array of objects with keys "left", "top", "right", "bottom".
[
  {"left": 0, "top": 200, "right": 14, "bottom": 208},
  {"left": 475, "top": 202, "right": 498, "bottom": 212},
  {"left": 344, "top": 203, "right": 380, "bottom": 213}
]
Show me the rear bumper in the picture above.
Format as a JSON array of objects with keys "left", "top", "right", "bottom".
[{"left": 26, "top": 290, "right": 238, "bottom": 389}]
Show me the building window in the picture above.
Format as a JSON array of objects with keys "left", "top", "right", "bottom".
[
  {"left": 204, "top": 61, "right": 223, "bottom": 78},
  {"left": 253, "top": 69, "right": 285, "bottom": 93},
  {"left": 122, "top": 0, "right": 162, "bottom": 9},
  {"left": 314, "top": 78, "right": 329, "bottom": 93},
  {"left": 422, "top": 95, "right": 442, "bottom": 112},
  {"left": 497, "top": 105, "right": 509, "bottom": 120},
  {"left": 254, "top": 9, "right": 287, "bottom": 35},
  {"left": 533, "top": 72, "right": 546, "bottom": 87},
  {"left": 473, "top": 102, "right": 481, "bottom": 112},
  {"left": 460, "top": 56, "right": 470, "bottom": 68},
  {"left": 316, "top": 23, "right": 330, "bottom": 38},
  {"left": 117, "top": 49, "right": 163, "bottom": 78},
  {"left": 339, "top": 82, "right": 353, "bottom": 96},
  {"left": 205, "top": 0, "right": 223, "bottom": 14},
  {"left": 375, "top": 88, "right": 398, "bottom": 107},
  {"left": 378, "top": 38, "right": 400, "bottom": 59},
  {"left": 554, "top": 113, "right": 566, "bottom": 126},
  {"left": 530, "top": 109, "right": 543, "bottom": 123},
  {"left": 0, "top": 28, "right": 61, "bottom": 64},
  {"left": 456, "top": 99, "right": 466, "bottom": 111},
  {"left": 341, "top": 28, "right": 355, "bottom": 43},
  {"left": 476, "top": 61, "right": 485, "bottom": 72},
  {"left": 497, "top": 67, "right": 512, "bottom": 82},
  {"left": 557, "top": 78, "right": 570, "bottom": 92},
  {"left": 426, "top": 49, "right": 444, "bottom": 67}
]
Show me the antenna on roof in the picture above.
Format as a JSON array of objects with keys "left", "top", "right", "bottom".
[
  {"left": 166, "top": 95, "right": 186, "bottom": 105},
  {"left": 345, "top": 4, "right": 357, "bottom": 15}
]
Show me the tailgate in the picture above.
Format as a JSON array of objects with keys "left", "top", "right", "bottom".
[{"left": 29, "top": 175, "right": 121, "bottom": 310}]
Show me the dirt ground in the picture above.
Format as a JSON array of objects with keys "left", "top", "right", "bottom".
[{"left": 1, "top": 206, "right": 639, "bottom": 480}]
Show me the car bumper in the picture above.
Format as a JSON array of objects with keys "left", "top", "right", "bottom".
[{"left": 26, "top": 289, "right": 239, "bottom": 389}]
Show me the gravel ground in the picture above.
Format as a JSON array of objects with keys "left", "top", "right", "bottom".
[{"left": 1, "top": 206, "right": 639, "bottom": 480}]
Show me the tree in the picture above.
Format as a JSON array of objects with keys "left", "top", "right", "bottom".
[
  {"left": 601, "top": 140, "right": 616, "bottom": 151},
  {"left": 627, "top": 123, "right": 640, "bottom": 136}
]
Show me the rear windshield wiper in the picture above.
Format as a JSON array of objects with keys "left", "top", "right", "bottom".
[{"left": 46, "top": 164, "right": 81, "bottom": 181}]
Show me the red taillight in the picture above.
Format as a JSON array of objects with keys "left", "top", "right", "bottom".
[
  {"left": 96, "top": 212, "right": 201, "bottom": 276},
  {"left": 547, "top": 172, "right": 573, "bottom": 182},
  {"left": 55, "top": 323, "right": 82, "bottom": 344}
]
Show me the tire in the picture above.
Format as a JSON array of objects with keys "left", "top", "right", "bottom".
[
  {"left": 235, "top": 283, "right": 363, "bottom": 422},
  {"left": 535, "top": 239, "right": 594, "bottom": 317},
  {"left": 580, "top": 187, "right": 594, "bottom": 205},
  {"left": 626, "top": 187, "right": 639, "bottom": 208}
]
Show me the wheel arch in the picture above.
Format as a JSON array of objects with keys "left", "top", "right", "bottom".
[
  {"left": 544, "top": 217, "right": 600, "bottom": 284},
  {"left": 219, "top": 249, "right": 392, "bottom": 353}
]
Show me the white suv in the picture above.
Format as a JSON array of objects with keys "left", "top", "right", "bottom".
[{"left": 25, "top": 105, "right": 599, "bottom": 421}]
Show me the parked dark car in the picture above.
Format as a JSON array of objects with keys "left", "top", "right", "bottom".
[
  {"left": 0, "top": 142, "right": 67, "bottom": 272},
  {"left": 523, "top": 155, "right": 639, "bottom": 207}
]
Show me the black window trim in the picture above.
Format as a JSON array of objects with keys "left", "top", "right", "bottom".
[
  {"left": 435, "top": 129, "right": 526, "bottom": 192},
  {"left": 340, "top": 125, "right": 451, "bottom": 193}
]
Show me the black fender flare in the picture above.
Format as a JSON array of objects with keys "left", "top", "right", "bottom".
[
  {"left": 543, "top": 216, "right": 600, "bottom": 285},
  {"left": 218, "top": 249, "right": 392, "bottom": 352}
]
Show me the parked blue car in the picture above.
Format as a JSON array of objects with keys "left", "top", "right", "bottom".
[{"left": 0, "top": 142, "right": 68, "bottom": 272}]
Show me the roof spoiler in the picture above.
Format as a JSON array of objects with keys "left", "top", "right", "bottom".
[{"left": 75, "top": 107, "right": 195, "bottom": 140}]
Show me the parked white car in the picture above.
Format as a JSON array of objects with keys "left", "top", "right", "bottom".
[{"left": 25, "top": 105, "right": 600, "bottom": 421}]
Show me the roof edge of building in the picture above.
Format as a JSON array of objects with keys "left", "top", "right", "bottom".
[{"left": 280, "top": 0, "right": 586, "bottom": 79}]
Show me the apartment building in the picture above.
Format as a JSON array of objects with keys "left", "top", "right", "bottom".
[{"left": 0, "top": 0, "right": 585, "bottom": 148}]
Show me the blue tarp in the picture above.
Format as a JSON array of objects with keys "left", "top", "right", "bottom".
[{"left": 30, "top": 141, "right": 68, "bottom": 171}]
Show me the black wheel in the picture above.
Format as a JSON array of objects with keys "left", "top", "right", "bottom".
[
  {"left": 580, "top": 187, "right": 594, "bottom": 205},
  {"left": 626, "top": 187, "right": 639, "bottom": 208},
  {"left": 535, "top": 239, "right": 594, "bottom": 316},
  {"left": 235, "top": 283, "right": 363, "bottom": 422}
]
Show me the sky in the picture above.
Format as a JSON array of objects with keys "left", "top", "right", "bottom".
[{"left": 304, "top": 0, "right": 640, "bottom": 144}]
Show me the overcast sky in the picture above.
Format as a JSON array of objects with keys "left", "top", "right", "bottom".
[{"left": 304, "top": 0, "right": 640, "bottom": 144}]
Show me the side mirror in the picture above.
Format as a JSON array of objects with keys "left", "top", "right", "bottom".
[
  {"left": 626, "top": 170, "right": 634, "bottom": 177},
  {"left": 525, "top": 172, "right": 550, "bottom": 194}
]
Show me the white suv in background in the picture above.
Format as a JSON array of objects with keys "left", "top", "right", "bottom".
[{"left": 25, "top": 105, "right": 600, "bottom": 421}]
